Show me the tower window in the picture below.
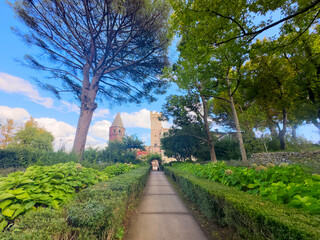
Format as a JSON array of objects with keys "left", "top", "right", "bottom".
[
  {"left": 119, "top": 130, "right": 121, "bottom": 133},
  {"left": 113, "top": 129, "right": 115, "bottom": 133}
]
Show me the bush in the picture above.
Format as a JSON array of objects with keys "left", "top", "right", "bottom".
[
  {"left": 0, "top": 166, "right": 150, "bottom": 240},
  {"left": 67, "top": 166, "right": 150, "bottom": 239},
  {"left": 164, "top": 166, "right": 320, "bottom": 240},
  {"left": 215, "top": 137, "right": 241, "bottom": 160},
  {"left": 0, "top": 149, "right": 78, "bottom": 168},
  {"left": 0, "top": 208, "right": 72, "bottom": 240}
]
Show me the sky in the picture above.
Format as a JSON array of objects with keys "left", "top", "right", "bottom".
[{"left": 0, "top": 1, "right": 319, "bottom": 152}]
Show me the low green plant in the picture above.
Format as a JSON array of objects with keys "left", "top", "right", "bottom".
[
  {"left": 0, "top": 166, "right": 150, "bottom": 240},
  {"left": 103, "top": 163, "right": 137, "bottom": 178},
  {"left": 165, "top": 166, "right": 320, "bottom": 240},
  {"left": 172, "top": 162, "right": 320, "bottom": 215},
  {"left": 0, "top": 162, "right": 138, "bottom": 231}
]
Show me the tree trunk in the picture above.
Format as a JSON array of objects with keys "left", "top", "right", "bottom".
[
  {"left": 279, "top": 109, "right": 287, "bottom": 150},
  {"left": 200, "top": 95, "right": 217, "bottom": 162},
  {"left": 226, "top": 75, "right": 248, "bottom": 163},
  {"left": 72, "top": 69, "right": 99, "bottom": 158},
  {"left": 292, "top": 124, "right": 297, "bottom": 140},
  {"left": 72, "top": 100, "right": 97, "bottom": 157}
]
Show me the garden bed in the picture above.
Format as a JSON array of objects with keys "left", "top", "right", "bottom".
[
  {"left": 0, "top": 165, "right": 150, "bottom": 239},
  {"left": 164, "top": 166, "right": 320, "bottom": 240}
]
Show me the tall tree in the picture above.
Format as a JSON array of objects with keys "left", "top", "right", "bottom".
[
  {"left": 243, "top": 39, "right": 300, "bottom": 150},
  {"left": 0, "top": 119, "right": 15, "bottom": 149},
  {"left": 9, "top": 117, "right": 54, "bottom": 151},
  {"left": 161, "top": 94, "right": 210, "bottom": 161},
  {"left": 166, "top": 4, "right": 249, "bottom": 162},
  {"left": 277, "top": 27, "right": 320, "bottom": 132},
  {"left": 169, "top": 0, "right": 320, "bottom": 46},
  {"left": 11, "top": 0, "right": 171, "bottom": 156}
]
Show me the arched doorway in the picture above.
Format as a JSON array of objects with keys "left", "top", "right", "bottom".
[{"left": 151, "top": 160, "right": 159, "bottom": 171}]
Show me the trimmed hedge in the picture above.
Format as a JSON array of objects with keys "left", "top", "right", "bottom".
[
  {"left": 164, "top": 166, "right": 320, "bottom": 240},
  {"left": 0, "top": 166, "right": 150, "bottom": 240}
]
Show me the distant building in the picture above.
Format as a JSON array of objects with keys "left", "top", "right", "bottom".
[
  {"left": 108, "top": 111, "right": 175, "bottom": 162},
  {"left": 109, "top": 112, "right": 125, "bottom": 142},
  {"left": 148, "top": 111, "right": 169, "bottom": 154},
  {"left": 147, "top": 111, "right": 175, "bottom": 163}
]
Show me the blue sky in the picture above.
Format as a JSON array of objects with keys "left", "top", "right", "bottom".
[{"left": 0, "top": 1, "right": 319, "bottom": 151}]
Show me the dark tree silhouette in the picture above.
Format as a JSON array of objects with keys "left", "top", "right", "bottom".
[{"left": 11, "top": 0, "right": 170, "bottom": 156}]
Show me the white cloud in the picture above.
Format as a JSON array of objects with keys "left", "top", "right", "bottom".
[
  {"left": 162, "top": 121, "right": 172, "bottom": 129},
  {"left": 89, "top": 120, "right": 112, "bottom": 140},
  {"left": 35, "top": 117, "right": 110, "bottom": 151},
  {"left": 35, "top": 117, "right": 76, "bottom": 151},
  {"left": 0, "top": 106, "right": 30, "bottom": 123},
  {"left": 0, "top": 72, "right": 54, "bottom": 108},
  {"left": 86, "top": 135, "right": 108, "bottom": 149},
  {"left": 140, "top": 133, "right": 151, "bottom": 145},
  {"left": 121, "top": 109, "right": 151, "bottom": 128},
  {"left": 60, "top": 101, "right": 80, "bottom": 114},
  {"left": 93, "top": 108, "right": 110, "bottom": 119}
]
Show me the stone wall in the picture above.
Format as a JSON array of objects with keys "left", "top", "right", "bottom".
[{"left": 250, "top": 151, "right": 320, "bottom": 165}]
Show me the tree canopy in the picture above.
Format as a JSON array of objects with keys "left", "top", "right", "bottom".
[
  {"left": 8, "top": 118, "right": 54, "bottom": 151},
  {"left": 11, "top": 0, "right": 171, "bottom": 155}
]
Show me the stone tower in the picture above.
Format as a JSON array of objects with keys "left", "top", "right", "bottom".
[
  {"left": 109, "top": 112, "right": 125, "bottom": 142},
  {"left": 150, "top": 112, "right": 162, "bottom": 148}
]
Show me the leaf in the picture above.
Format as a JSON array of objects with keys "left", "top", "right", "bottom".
[
  {"left": 0, "top": 192, "right": 14, "bottom": 201},
  {"left": 10, "top": 188, "right": 25, "bottom": 195},
  {"left": 15, "top": 192, "right": 31, "bottom": 201},
  {"left": 312, "top": 174, "right": 320, "bottom": 181},
  {"left": 25, "top": 201, "right": 35, "bottom": 210},
  {"left": 0, "top": 200, "right": 12, "bottom": 210},
  {"left": 0, "top": 219, "right": 8, "bottom": 232},
  {"left": 247, "top": 183, "right": 258, "bottom": 189},
  {"left": 12, "top": 207, "right": 26, "bottom": 219},
  {"left": 19, "top": 179, "right": 34, "bottom": 185},
  {"left": 2, "top": 207, "right": 15, "bottom": 217}
]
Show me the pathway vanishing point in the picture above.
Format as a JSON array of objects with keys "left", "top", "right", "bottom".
[{"left": 125, "top": 171, "right": 208, "bottom": 240}]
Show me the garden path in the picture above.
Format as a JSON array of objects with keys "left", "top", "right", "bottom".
[{"left": 125, "top": 171, "right": 207, "bottom": 240}]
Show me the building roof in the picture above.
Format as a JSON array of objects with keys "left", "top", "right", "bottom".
[{"left": 111, "top": 112, "right": 124, "bottom": 128}]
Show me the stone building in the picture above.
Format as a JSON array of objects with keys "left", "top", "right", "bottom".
[
  {"left": 109, "top": 112, "right": 125, "bottom": 142},
  {"left": 148, "top": 111, "right": 175, "bottom": 163},
  {"left": 149, "top": 111, "right": 169, "bottom": 154},
  {"left": 108, "top": 111, "right": 175, "bottom": 163}
]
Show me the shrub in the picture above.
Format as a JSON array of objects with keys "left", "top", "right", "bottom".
[
  {"left": 172, "top": 162, "right": 320, "bottom": 214},
  {"left": 67, "top": 166, "right": 150, "bottom": 239},
  {"left": 165, "top": 166, "right": 320, "bottom": 240},
  {"left": 0, "top": 166, "right": 150, "bottom": 240},
  {"left": 215, "top": 137, "right": 241, "bottom": 160},
  {"left": 0, "top": 149, "right": 78, "bottom": 168}
]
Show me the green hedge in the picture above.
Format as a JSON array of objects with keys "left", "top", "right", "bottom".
[
  {"left": 0, "top": 149, "right": 78, "bottom": 168},
  {"left": 0, "top": 166, "right": 150, "bottom": 240},
  {"left": 164, "top": 166, "right": 320, "bottom": 240}
]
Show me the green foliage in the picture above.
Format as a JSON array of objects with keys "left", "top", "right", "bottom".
[
  {"left": 0, "top": 148, "right": 78, "bottom": 168},
  {"left": 0, "top": 162, "right": 106, "bottom": 230},
  {"left": 8, "top": 118, "right": 54, "bottom": 152},
  {"left": 102, "top": 135, "right": 144, "bottom": 164},
  {"left": 0, "top": 162, "right": 139, "bottom": 232},
  {"left": 165, "top": 166, "right": 320, "bottom": 240},
  {"left": 172, "top": 162, "right": 320, "bottom": 215},
  {"left": 215, "top": 137, "right": 241, "bottom": 160},
  {"left": 146, "top": 153, "right": 162, "bottom": 164},
  {"left": 0, "top": 208, "right": 73, "bottom": 240},
  {"left": 0, "top": 166, "right": 149, "bottom": 239},
  {"left": 102, "top": 163, "right": 137, "bottom": 178}
]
